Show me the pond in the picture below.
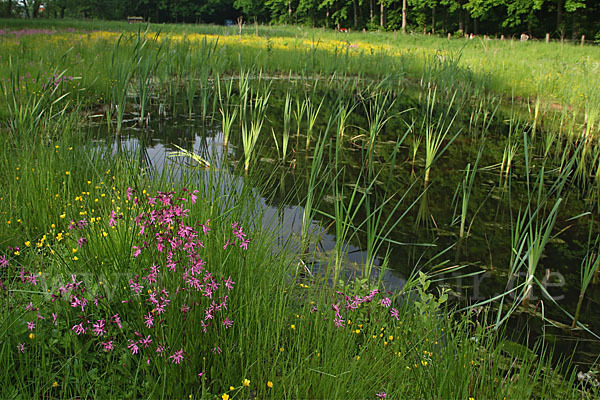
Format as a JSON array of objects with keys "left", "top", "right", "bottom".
[{"left": 91, "top": 77, "right": 600, "bottom": 369}]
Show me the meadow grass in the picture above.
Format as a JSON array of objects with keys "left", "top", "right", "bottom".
[{"left": 0, "top": 19, "right": 599, "bottom": 398}]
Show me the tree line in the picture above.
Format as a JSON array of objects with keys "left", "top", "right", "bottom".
[{"left": 2, "top": 0, "right": 598, "bottom": 42}]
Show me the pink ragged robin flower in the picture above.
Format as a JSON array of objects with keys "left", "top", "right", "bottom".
[
  {"left": 101, "top": 341, "right": 114, "bottom": 352},
  {"left": 224, "top": 276, "right": 235, "bottom": 290},
  {"left": 379, "top": 297, "right": 391, "bottom": 308},
  {"left": 92, "top": 319, "right": 106, "bottom": 336},
  {"left": 169, "top": 349, "right": 184, "bottom": 364},
  {"left": 390, "top": 308, "right": 399, "bottom": 320},
  {"left": 222, "top": 317, "right": 233, "bottom": 329},
  {"left": 27, "top": 321, "right": 35, "bottom": 331},
  {"left": 144, "top": 312, "right": 154, "bottom": 328},
  {"left": 72, "top": 323, "right": 86, "bottom": 335},
  {"left": 128, "top": 340, "right": 139, "bottom": 355}
]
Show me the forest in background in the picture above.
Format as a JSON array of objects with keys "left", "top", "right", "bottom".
[{"left": 1, "top": 0, "right": 599, "bottom": 43}]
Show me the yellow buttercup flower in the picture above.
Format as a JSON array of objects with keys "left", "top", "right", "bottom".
[
  {"left": 242, "top": 379, "right": 250, "bottom": 387},
  {"left": 267, "top": 381, "right": 273, "bottom": 388}
]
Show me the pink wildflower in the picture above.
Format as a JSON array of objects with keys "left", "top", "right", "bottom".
[
  {"left": 92, "top": 319, "right": 106, "bottom": 336},
  {"left": 379, "top": 297, "right": 391, "bottom": 308},
  {"left": 144, "top": 312, "right": 154, "bottom": 328},
  {"left": 128, "top": 340, "right": 139, "bottom": 355},
  {"left": 132, "top": 246, "right": 141, "bottom": 258},
  {"left": 169, "top": 349, "right": 184, "bottom": 364},
  {"left": 390, "top": 308, "right": 399, "bottom": 320},
  {"left": 72, "top": 323, "right": 86, "bottom": 335},
  {"left": 222, "top": 317, "right": 233, "bottom": 329}
]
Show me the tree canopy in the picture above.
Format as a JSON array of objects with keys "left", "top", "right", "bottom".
[{"left": 2, "top": 0, "right": 598, "bottom": 41}]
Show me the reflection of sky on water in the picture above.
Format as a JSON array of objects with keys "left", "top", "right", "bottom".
[{"left": 96, "top": 125, "right": 407, "bottom": 291}]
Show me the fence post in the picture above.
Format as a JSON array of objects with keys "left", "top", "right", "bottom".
[
  {"left": 546, "top": 33, "right": 550, "bottom": 43},
  {"left": 581, "top": 35, "right": 585, "bottom": 47},
  {"left": 501, "top": 34, "right": 504, "bottom": 40}
]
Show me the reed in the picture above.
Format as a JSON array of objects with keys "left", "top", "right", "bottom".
[
  {"left": 422, "top": 89, "right": 460, "bottom": 186},
  {"left": 241, "top": 86, "right": 270, "bottom": 172},
  {"left": 572, "top": 222, "right": 600, "bottom": 328},
  {"left": 134, "top": 29, "right": 164, "bottom": 127},
  {"left": 272, "top": 91, "right": 292, "bottom": 164},
  {"left": 304, "top": 97, "right": 323, "bottom": 152}
]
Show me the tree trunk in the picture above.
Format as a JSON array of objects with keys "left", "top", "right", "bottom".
[
  {"left": 380, "top": 1, "right": 385, "bottom": 28},
  {"left": 353, "top": 0, "right": 358, "bottom": 28},
  {"left": 60, "top": 6, "right": 65, "bottom": 18},
  {"left": 443, "top": 5, "right": 447, "bottom": 32},
  {"left": 401, "top": 0, "right": 407, "bottom": 34},
  {"left": 458, "top": 8, "right": 464, "bottom": 34},
  {"left": 431, "top": 5, "right": 436, "bottom": 34},
  {"left": 370, "top": 0, "right": 374, "bottom": 24},
  {"left": 32, "top": 0, "right": 40, "bottom": 18},
  {"left": 473, "top": 17, "right": 478, "bottom": 35},
  {"left": 556, "top": 0, "right": 563, "bottom": 34},
  {"left": 22, "top": 0, "right": 30, "bottom": 18}
]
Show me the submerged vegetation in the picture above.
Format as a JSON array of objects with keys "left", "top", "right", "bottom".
[{"left": 1, "top": 20, "right": 600, "bottom": 398}]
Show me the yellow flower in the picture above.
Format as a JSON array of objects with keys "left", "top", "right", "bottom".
[
  {"left": 388, "top": 335, "right": 393, "bottom": 341},
  {"left": 229, "top": 386, "right": 234, "bottom": 391},
  {"left": 267, "top": 381, "right": 273, "bottom": 388},
  {"left": 65, "top": 171, "right": 70, "bottom": 175},
  {"left": 290, "top": 324, "right": 295, "bottom": 330},
  {"left": 73, "top": 256, "right": 79, "bottom": 261},
  {"left": 52, "top": 382, "right": 58, "bottom": 388},
  {"left": 25, "top": 241, "right": 31, "bottom": 247},
  {"left": 242, "top": 379, "right": 250, "bottom": 387},
  {"left": 221, "top": 394, "right": 229, "bottom": 400},
  {"left": 29, "top": 333, "right": 35, "bottom": 339}
]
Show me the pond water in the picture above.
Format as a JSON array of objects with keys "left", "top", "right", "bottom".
[{"left": 91, "top": 80, "right": 600, "bottom": 369}]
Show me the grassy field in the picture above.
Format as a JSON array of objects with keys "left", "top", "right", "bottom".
[{"left": 1, "top": 19, "right": 599, "bottom": 398}]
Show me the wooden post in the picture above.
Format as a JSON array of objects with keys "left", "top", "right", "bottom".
[
  {"left": 581, "top": 35, "right": 585, "bottom": 47},
  {"left": 546, "top": 33, "right": 550, "bottom": 43},
  {"left": 447, "top": 32, "right": 451, "bottom": 40},
  {"left": 501, "top": 34, "right": 504, "bottom": 40}
]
